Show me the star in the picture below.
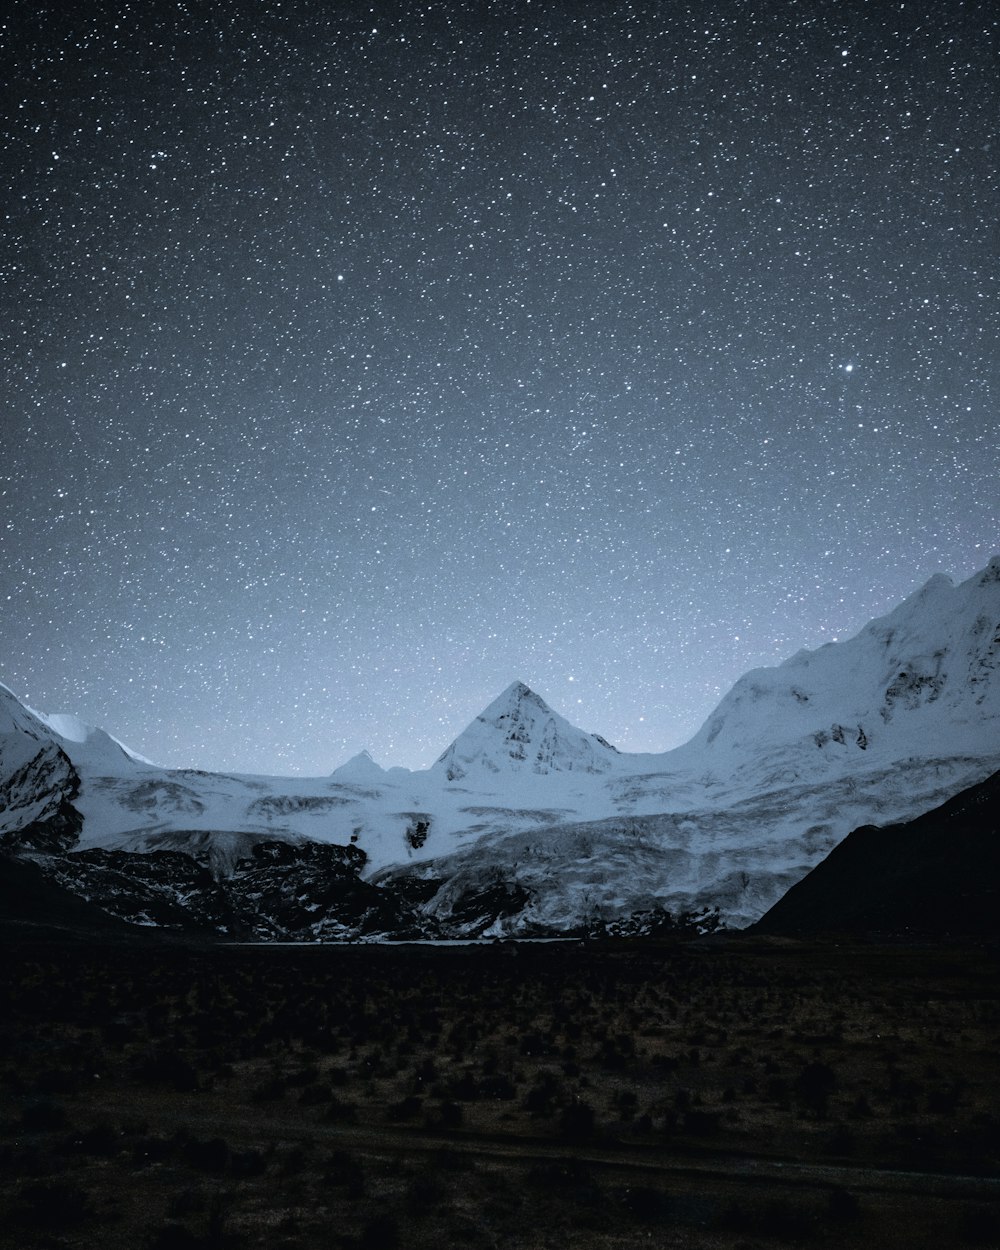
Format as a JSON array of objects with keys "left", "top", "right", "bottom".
[{"left": 1, "top": 1, "right": 994, "bottom": 773}]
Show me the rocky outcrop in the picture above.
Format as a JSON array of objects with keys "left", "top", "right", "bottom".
[
  {"left": 0, "top": 739, "right": 82, "bottom": 855},
  {"left": 46, "top": 848, "right": 234, "bottom": 932},
  {"left": 27, "top": 838, "right": 428, "bottom": 941},
  {"left": 225, "top": 840, "right": 423, "bottom": 940}
]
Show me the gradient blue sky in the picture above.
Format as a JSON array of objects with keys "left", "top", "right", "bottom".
[{"left": 3, "top": 0, "right": 997, "bottom": 772}]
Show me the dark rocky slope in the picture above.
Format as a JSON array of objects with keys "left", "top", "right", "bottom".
[
  {"left": 0, "top": 854, "right": 139, "bottom": 940},
  {"left": 753, "top": 769, "right": 1000, "bottom": 937},
  {"left": 14, "top": 840, "right": 427, "bottom": 941}
]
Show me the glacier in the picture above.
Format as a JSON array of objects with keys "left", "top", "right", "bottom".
[{"left": 2, "top": 556, "right": 998, "bottom": 936}]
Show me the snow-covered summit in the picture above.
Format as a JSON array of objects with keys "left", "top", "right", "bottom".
[
  {"left": 433, "top": 680, "right": 620, "bottom": 782},
  {"left": 0, "top": 684, "right": 150, "bottom": 771},
  {"left": 0, "top": 682, "right": 54, "bottom": 741},
  {"left": 665, "top": 558, "right": 1000, "bottom": 786},
  {"left": 331, "top": 749, "right": 387, "bottom": 781}
]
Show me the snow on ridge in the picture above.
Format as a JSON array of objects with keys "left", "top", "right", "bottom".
[
  {"left": 3, "top": 555, "right": 1000, "bottom": 930},
  {"left": 661, "top": 555, "right": 1000, "bottom": 776},
  {"left": 41, "top": 712, "right": 97, "bottom": 744},
  {"left": 3, "top": 554, "right": 999, "bottom": 850},
  {"left": 0, "top": 681, "right": 62, "bottom": 741},
  {"left": 331, "top": 749, "right": 388, "bottom": 780},
  {"left": 433, "top": 678, "right": 621, "bottom": 781},
  {"left": 4, "top": 555, "right": 998, "bottom": 784},
  {"left": 0, "top": 682, "right": 156, "bottom": 769}
]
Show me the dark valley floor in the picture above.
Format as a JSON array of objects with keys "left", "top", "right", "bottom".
[{"left": 1, "top": 933, "right": 998, "bottom": 1249}]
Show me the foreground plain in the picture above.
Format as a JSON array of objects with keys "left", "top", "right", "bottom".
[{"left": 1, "top": 932, "right": 998, "bottom": 1249}]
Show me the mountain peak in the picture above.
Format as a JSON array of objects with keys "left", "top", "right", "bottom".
[
  {"left": 0, "top": 683, "right": 150, "bottom": 767},
  {"left": 433, "top": 682, "right": 618, "bottom": 782},
  {"left": 674, "top": 553, "right": 1000, "bottom": 772},
  {"left": 332, "top": 749, "right": 385, "bottom": 780},
  {"left": 908, "top": 571, "right": 954, "bottom": 602},
  {"left": 920, "top": 571, "right": 954, "bottom": 593},
  {"left": 482, "top": 680, "right": 548, "bottom": 716},
  {"left": 977, "top": 554, "right": 1000, "bottom": 586},
  {"left": 0, "top": 681, "right": 53, "bottom": 740}
]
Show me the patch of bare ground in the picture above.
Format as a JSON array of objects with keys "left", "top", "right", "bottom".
[{"left": 0, "top": 934, "right": 998, "bottom": 1248}]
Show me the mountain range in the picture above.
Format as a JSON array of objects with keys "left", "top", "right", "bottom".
[{"left": 2, "top": 556, "right": 999, "bottom": 939}]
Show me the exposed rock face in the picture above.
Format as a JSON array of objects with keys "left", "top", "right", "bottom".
[
  {"left": 224, "top": 840, "right": 420, "bottom": 940},
  {"left": 752, "top": 770, "right": 1000, "bottom": 937},
  {"left": 31, "top": 839, "right": 427, "bottom": 940},
  {"left": 0, "top": 739, "right": 82, "bottom": 855},
  {"left": 46, "top": 849, "right": 234, "bottom": 932}
]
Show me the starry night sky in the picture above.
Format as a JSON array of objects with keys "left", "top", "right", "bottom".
[{"left": 2, "top": 0, "right": 998, "bottom": 774}]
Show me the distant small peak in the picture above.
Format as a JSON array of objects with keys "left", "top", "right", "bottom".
[
  {"left": 332, "top": 749, "right": 384, "bottom": 777},
  {"left": 43, "top": 712, "right": 94, "bottom": 744}
]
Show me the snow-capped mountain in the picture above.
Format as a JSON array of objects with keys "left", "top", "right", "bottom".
[
  {"left": 433, "top": 680, "right": 620, "bottom": 780},
  {"left": 2, "top": 556, "right": 999, "bottom": 937},
  {"left": 662, "top": 557, "right": 1000, "bottom": 792},
  {"left": 331, "top": 749, "right": 390, "bottom": 782},
  {"left": 0, "top": 685, "right": 83, "bottom": 855}
]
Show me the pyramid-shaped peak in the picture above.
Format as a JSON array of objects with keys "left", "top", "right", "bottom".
[
  {"left": 434, "top": 682, "right": 618, "bottom": 782},
  {"left": 484, "top": 680, "right": 550, "bottom": 714},
  {"left": 332, "top": 749, "right": 385, "bottom": 779}
]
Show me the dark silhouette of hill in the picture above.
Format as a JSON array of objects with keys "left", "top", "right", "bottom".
[
  {"left": 0, "top": 854, "right": 162, "bottom": 944},
  {"left": 753, "top": 769, "right": 1000, "bottom": 937}
]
